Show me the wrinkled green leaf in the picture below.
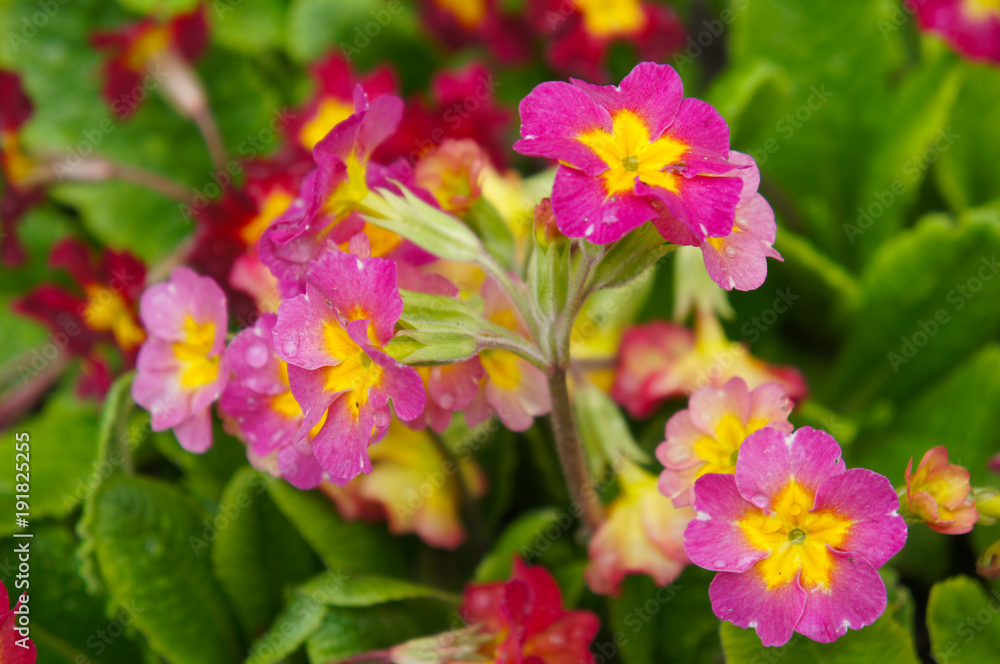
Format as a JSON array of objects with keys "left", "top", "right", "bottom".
[{"left": 927, "top": 576, "right": 1000, "bottom": 664}]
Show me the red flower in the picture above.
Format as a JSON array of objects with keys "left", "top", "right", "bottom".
[
  {"left": 0, "top": 581, "right": 35, "bottom": 664},
  {"left": 528, "top": 0, "right": 686, "bottom": 82},
  {"left": 420, "top": 0, "right": 532, "bottom": 64},
  {"left": 285, "top": 53, "right": 397, "bottom": 153},
  {"left": 461, "top": 559, "right": 600, "bottom": 664},
  {"left": 14, "top": 239, "right": 146, "bottom": 396},
  {"left": 92, "top": 6, "right": 208, "bottom": 119},
  {"left": 375, "top": 62, "right": 512, "bottom": 169},
  {"left": 188, "top": 158, "right": 308, "bottom": 321},
  {"left": 0, "top": 69, "right": 43, "bottom": 266}
]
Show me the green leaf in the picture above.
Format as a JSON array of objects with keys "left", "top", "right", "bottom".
[
  {"left": 0, "top": 387, "right": 100, "bottom": 535},
  {"left": 266, "top": 479, "right": 405, "bottom": 576},
  {"left": 851, "top": 345, "right": 1000, "bottom": 487},
  {"left": 527, "top": 240, "right": 569, "bottom": 321},
  {"left": 88, "top": 475, "right": 243, "bottom": 664},
  {"left": 589, "top": 226, "right": 674, "bottom": 292},
  {"left": 706, "top": 58, "right": 794, "bottom": 138},
  {"left": 117, "top": 0, "right": 199, "bottom": 14},
  {"left": 465, "top": 197, "right": 518, "bottom": 271},
  {"left": 305, "top": 601, "right": 449, "bottom": 664},
  {"left": 927, "top": 577, "right": 1000, "bottom": 664},
  {"left": 209, "top": 0, "right": 287, "bottom": 53},
  {"left": 297, "top": 572, "right": 460, "bottom": 607},
  {"left": 474, "top": 508, "right": 562, "bottom": 582},
  {"left": 211, "top": 468, "right": 322, "bottom": 639},
  {"left": 362, "top": 187, "right": 487, "bottom": 265},
  {"left": 730, "top": 0, "right": 906, "bottom": 260},
  {"left": 719, "top": 611, "right": 920, "bottom": 664},
  {"left": 829, "top": 213, "right": 1000, "bottom": 409},
  {"left": 575, "top": 382, "right": 650, "bottom": 478},
  {"left": 936, "top": 64, "right": 1000, "bottom": 211},
  {"left": 850, "top": 51, "right": 964, "bottom": 262},
  {"left": 245, "top": 581, "right": 331, "bottom": 664},
  {"left": 0, "top": 525, "right": 146, "bottom": 664}
]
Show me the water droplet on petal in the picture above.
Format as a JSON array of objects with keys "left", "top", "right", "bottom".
[
  {"left": 438, "top": 393, "right": 455, "bottom": 409},
  {"left": 373, "top": 409, "right": 389, "bottom": 428},
  {"left": 282, "top": 336, "right": 299, "bottom": 357},
  {"left": 714, "top": 559, "right": 727, "bottom": 569},
  {"left": 245, "top": 340, "right": 269, "bottom": 368},
  {"left": 725, "top": 247, "right": 737, "bottom": 258},
  {"left": 751, "top": 493, "right": 768, "bottom": 507}
]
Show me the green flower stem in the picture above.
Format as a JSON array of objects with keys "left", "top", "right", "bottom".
[
  {"left": 547, "top": 366, "right": 605, "bottom": 534},
  {"left": 554, "top": 242, "right": 605, "bottom": 365}
]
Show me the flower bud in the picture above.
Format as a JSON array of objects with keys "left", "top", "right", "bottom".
[{"left": 904, "top": 446, "right": 978, "bottom": 534}]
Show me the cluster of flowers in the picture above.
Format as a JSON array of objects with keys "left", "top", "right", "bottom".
[
  {"left": 6, "top": 2, "right": 1000, "bottom": 657},
  {"left": 418, "top": 0, "right": 686, "bottom": 81}
]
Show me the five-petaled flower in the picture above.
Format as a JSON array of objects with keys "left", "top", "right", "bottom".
[
  {"left": 904, "top": 446, "right": 979, "bottom": 535},
  {"left": 657, "top": 377, "right": 793, "bottom": 507},
  {"left": 514, "top": 62, "right": 744, "bottom": 245},
  {"left": 685, "top": 426, "right": 907, "bottom": 646},
  {"left": 271, "top": 237, "right": 425, "bottom": 484},
  {"left": 132, "top": 267, "right": 229, "bottom": 453}
]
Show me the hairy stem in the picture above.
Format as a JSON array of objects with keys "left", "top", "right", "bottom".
[{"left": 547, "top": 367, "right": 604, "bottom": 534}]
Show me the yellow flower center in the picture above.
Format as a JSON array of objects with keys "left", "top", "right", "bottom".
[
  {"left": 480, "top": 349, "right": 521, "bottom": 390},
  {"left": 300, "top": 97, "right": 355, "bottom": 150},
  {"left": 577, "top": 109, "right": 689, "bottom": 198},
  {"left": 82, "top": 284, "right": 146, "bottom": 351},
  {"left": 123, "top": 25, "right": 171, "bottom": 72},
  {"left": 240, "top": 190, "right": 295, "bottom": 246},
  {"left": 323, "top": 150, "right": 369, "bottom": 224},
  {"left": 322, "top": 321, "right": 383, "bottom": 421},
  {"left": 739, "top": 481, "right": 852, "bottom": 589},
  {"left": 436, "top": 0, "right": 487, "bottom": 29},
  {"left": 693, "top": 414, "right": 770, "bottom": 477},
  {"left": 172, "top": 316, "right": 220, "bottom": 388},
  {"left": 578, "top": 0, "right": 646, "bottom": 37},
  {"left": 966, "top": 0, "right": 1000, "bottom": 18}
]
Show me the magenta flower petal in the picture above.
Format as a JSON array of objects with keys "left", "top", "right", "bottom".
[
  {"left": 663, "top": 98, "right": 734, "bottom": 175},
  {"left": 700, "top": 193, "right": 782, "bottom": 291},
  {"left": 550, "top": 166, "right": 657, "bottom": 243},
  {"left": 305, "top": 249, "right": 402, "bottom": 345},
  {"left": 638, "top": 172, "right": 744, "bottom": 240},
  {"left": 813, "top": 468, "right": 907, "bottom": 568},
  {"left": 735, "top": 427, "right": 845, "bottom": 511},
  {"left": 794, "top": 551, "right": 887, "bottom": 643},
  {"left": 570, "top": 61, "right": 684, "bottom": 139},
  {"left": 513, "top": 81, "right": 614, "bottom": 176},
  {"left": 311, "top": 395, "right": 376, "bottom": 484},
  {"left": 685, "top": 474, "right": 768, "bottom": 573},
  {"left": 271, "top": 285, "right": 341, "bottom": 370},
  {"left": 709, "top": 570, "right": 806, "bottom": 647}
]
